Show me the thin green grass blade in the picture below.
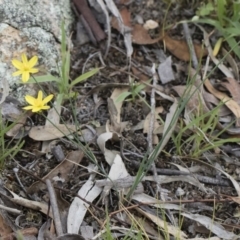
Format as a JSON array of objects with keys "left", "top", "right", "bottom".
[
  {"left": 27, "top": 74, "right": 59, "bottom": 84},
  {"left": 115, "top": 92, "right": 132, "bottom": 103},
  {"left": 70, "top": 68, "right": 99, "bottom": 88}
]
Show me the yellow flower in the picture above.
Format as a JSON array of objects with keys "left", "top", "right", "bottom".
[
  {"left": 12, "top": 53, "right": 39, "bottom": 82},
  {"left": 23, "top": 91, "right": 54, "bottom": 112}
]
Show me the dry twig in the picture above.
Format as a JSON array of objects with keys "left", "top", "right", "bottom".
[
  {"left": 46, "top": 179, "right": 63, "bottom": 236},
  {"left": 72, "top": 0, "right": 106, "bottom": 42}
]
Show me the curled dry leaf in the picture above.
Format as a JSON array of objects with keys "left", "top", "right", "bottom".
[
  {"left": 97, "top": 132, "right": 138, "bottom": 199},
  {"left": 100, "top": 154, "right": 133, "bottom": 201},
  {"left": 97, "top": 132, "right": 119, "bottom": 165},
  {"left": 204, "top": 78, "right": 240, "bottom": 127}
]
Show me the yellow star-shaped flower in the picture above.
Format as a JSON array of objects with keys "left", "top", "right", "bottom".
[
  {"left": 12, "top": 53, "right": 39, "bottom": 82},
  {"left": 23, "top": 91, "right": 54, "bottom": 112}
]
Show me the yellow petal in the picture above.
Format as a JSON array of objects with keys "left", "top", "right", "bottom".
[
  {"left": 12, "top": 71, "right": 22, "bottom": 76},
  {"left": 29, "top": 56, "right": 38, "bottom": 68},
  {"left": 37, "top": 91, "right": 43, "bottom": 101},
  {"left": 41, "top": 106, "right": 50, "bottom": 110},
  {"left": 25, "top": 95, "right": 36, "bottom": 105},
  {"left": 29, "top": 68, "right": 39, "bottom": 73},
  {"left": 23, "top": 106, "right": 34, "bottom": 110},
  {"left": 32, "top": 107, "right": 42, "bottom": 112},
  {"left": 42, "top": 94, "right": 54, "bottom": 104},
  {"left": 22, "top": 72, "right": 30, "bottom": 82},
  {"left": 21, "top": 53, "right": 28, "bottom": 66},
  {"left": 12, "top": 59, "right": 24, "bottom": 70}
]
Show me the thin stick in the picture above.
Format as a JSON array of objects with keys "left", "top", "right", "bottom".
[
  {"left": 46, "top": 179, "right": 63, "bottom": 236},
  {"left": 0, "top": 204, "right": 21, "bottom": 214},
  {"left": 148, "top": 65, "right": 162, "bottom": 195}
]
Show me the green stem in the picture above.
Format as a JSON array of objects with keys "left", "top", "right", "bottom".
[{"left": 56, "top": 93, "right": 64, "bottom": 108}]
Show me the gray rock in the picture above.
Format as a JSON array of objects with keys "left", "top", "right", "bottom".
[{"left": 0, "top": 0, "right": 74, "bottom": 101}]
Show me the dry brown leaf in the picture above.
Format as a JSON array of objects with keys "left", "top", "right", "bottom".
[
  {"left": 131, "top": 67, "right": 150, "bottom": 82},
  {"left": 29, "top": 124, "right": 78, "bottom": 141},
  {"left": 111, "top": 7, "right": 131, "bottom": 29},
  {"left": 221, "top": 78, "right": 240, "bottom": 104},
  {"left": 163, "top": 34, "right": 208, "bottom": 61},
  {"left": 27, "top": 150, "right": 84, "bottom": 194},
  {"left": 204, "top": 78, "right": 240, "bottom": 126},
  {"left": 132, "top": 24, "right": 161, "bottom": 44}
]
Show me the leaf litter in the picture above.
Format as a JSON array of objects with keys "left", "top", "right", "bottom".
[{"left": 2, "top": 1, "right": 240, "bottom": 239}]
